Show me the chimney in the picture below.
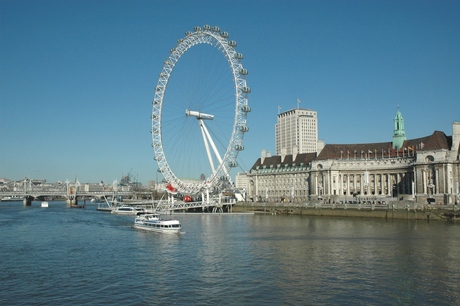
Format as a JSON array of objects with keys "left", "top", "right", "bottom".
[
  {"left": 452, "top": 122, "right": 460, "bottom": 152},
  {"left": 281, "top": 147, "right": 287, "bottom": 163},
  {"left": 292, "top": 146, "right": 298, "bottom": 161}
]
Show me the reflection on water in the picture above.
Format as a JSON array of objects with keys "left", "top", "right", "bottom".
[{"left": 0, "top": 203, "right": 459, "bottom": 305}]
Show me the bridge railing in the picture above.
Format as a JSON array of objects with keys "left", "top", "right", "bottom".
[{"left": 0, "top": 191, "right": 134, "bottom": 198}]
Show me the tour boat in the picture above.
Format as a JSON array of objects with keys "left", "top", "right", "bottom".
[
  {"left": 133, "top": 213, "right": 182, "bottom": 234},
  {"left": 1, "top": 195, "right": 23, "bottom": 202},
  {"left": 111, "top": 205, "right": 141, "bottom": 215},
  {"left": 41, "top": 201, "right": 49, "bottom": 208}
]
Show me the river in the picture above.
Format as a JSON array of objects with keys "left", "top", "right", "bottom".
[{"left": 1, "top": 201, "right": 459, "bottom": 305}]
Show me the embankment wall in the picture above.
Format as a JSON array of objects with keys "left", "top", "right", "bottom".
[{"left": 231, "top": 201, "right": 460, "bottom": 221}]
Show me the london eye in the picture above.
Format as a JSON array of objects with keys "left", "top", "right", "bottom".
[{"left": 151, "top": 25, "right": 251, "bottom": 196}]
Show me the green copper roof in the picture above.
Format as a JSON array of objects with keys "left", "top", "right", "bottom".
[{"left": 392, "top": 109, "right": 406, "bottom": 149}]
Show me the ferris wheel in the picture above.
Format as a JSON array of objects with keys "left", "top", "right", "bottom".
[{"left": 151, "top": 25, "right": 251, "bottom": 195}]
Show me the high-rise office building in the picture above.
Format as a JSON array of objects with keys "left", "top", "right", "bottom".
[{"left": 275, "top": 108, "right": 318, "bottom": 155}]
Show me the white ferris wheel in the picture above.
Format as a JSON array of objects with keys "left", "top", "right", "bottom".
[{"left": 151, "top": 25, "right": 251, "bottom": 195}]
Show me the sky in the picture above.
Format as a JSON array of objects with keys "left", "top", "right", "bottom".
[{"left": 1, "top": 0, "right": 459, "bottom": 185}]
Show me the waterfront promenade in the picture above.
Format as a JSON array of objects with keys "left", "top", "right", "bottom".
[{"left": 232, "top": 200, "right": 460, "bottom": 221}]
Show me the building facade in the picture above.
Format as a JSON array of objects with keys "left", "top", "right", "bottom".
[
  {"left": 275, "top": 108, "right": 318, "bottom": 155},
  {"left": 242, "top": 111, "right": 460, "bottom": 205}
]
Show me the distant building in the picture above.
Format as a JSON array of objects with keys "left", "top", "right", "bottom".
[
  {"left": 275, "top": 108, "right": 319, "bottom": 155},
  {"left": 244, "top": 110, "right": 460, "bottom": 205}
]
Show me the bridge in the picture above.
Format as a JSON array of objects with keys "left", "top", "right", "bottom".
[{"left": 0, "top": 190, "right": 135, "bottom": 206}]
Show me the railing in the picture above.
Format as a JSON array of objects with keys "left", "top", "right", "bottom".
[
  {"left": 238, "top": 201, "right": 459, "bottom": 212},
  {"left": 157, "top": 198, "right": 236, "bottom": 212},
  {"left": 0, "top": 191, "right": 134, "bottom": 198}
]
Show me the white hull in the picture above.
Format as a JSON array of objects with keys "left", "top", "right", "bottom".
[
  {"left": 134, "top": 213, "right": 182, "bottom": 234},
  {"left": 133, "top": 223, "right": 181, "bottom": 234},
  {"left": 111, "top": 206, "right": 140, "bottom": 215}
]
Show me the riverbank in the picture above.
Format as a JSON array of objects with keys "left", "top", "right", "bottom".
[{"left": 232, "top": 200, "right": 460, "bottom": 221}]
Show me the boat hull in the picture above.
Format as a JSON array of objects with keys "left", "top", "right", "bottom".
[
  {"left": 133, "top": 223, "right": 181, "bottom": 234},
  {"left": 134, "top": 214, "right": 182, "bottom": 234}
]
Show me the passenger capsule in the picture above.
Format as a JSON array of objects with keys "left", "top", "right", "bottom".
[
  {"left": 241, "top": 86, "right": 251, "bottom": 93},
  {"left": 239, "top": 125, "right": 249, "bottom": 132},
  {"left": 234, "top": 53, "right": 243, "bottom": 59},
  {"left": 228, "top": 40, "right": 237, "bottom": 47},
  {"left": 194, "top": 26, "right": 201, "bottom": 32},
  {"left": 239, "top": 68, "right": 248, "bottom": 75},
  {"left": 203, "top": 25, "right": 211, "bottom": 30},
  {"left": 177, "top": 39, "right": 183, "bottom": 44},
  {"left": 212, "top": 26, "right": 220, "bottom": 32},
  {"left": 228, "top": 161, "right": 238, "bottom": 168},
  {"left": 220, "top": 31, "right": 229, "bottom": 38},
  {"left": 241, "top": 105, "right": 251, "bottom": 112},
  {"left": 235, "top": 144, "right": 244, "bottom": 151},
  {"left": 185, "top": 31, "right": 192, "bottom": 36}
]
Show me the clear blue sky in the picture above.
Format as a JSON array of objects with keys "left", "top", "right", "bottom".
[{"left": 1, "top": 0, "right": 459, "bottom": 184}]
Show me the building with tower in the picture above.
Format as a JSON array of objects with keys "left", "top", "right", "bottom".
[{"left": 238, "top": 109, "right": 460, "bottom": 205}]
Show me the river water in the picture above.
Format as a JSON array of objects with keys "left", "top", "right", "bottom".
[{"left": 1, "top": 201, "right": 459, "bottom": 305}]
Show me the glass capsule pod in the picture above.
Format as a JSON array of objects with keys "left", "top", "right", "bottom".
[
  {"left": 235, "top": 144, "right": 244, "bottom": 151},
  {"left": 185, "top": 31, "right": 192, "bottom": 36},
  {"left": 239, "top": 125, "right": 249, "bottom": 132},
  {"left": 220, "top": 31, "right": 229, "bottom": 38},
  {"left": 194, "top": 26, "right": 201, "bottom": 32},
  {"left": 212, "top": 26, "right": 220, "bottom": 32},
  {"left": 241, "top": 105, "right": 251, "bottom": 112},
  {"left": 241, "top": 86, "right": 251, "bottom": 93},
  {"left": 228, "top": 161, "right": 238, "bottom": 168},
  {"left": 234, "top": 53, "right": 243, "bottom": 59},
  {"left": 203, "top": 25, "right": 211, "bottom": 30},
  {"left": 228, "top": 40, "right": 237, "bottom": 47},
  {"left": 239, "top": 68, "right": 248, "bottom": 75}
]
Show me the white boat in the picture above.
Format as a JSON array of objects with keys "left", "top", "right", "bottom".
[
  {"left": 41, "top": 201, "right": 49, "bottom": 208},
  {"left": 134, "top": 213, "right": 182, "bottom": 234},
  {"left": 111, "top": 205, "right": 141, "bottom": 215},
  {"left": 1, "top": 195, "right": 23, "bottom": 202}
]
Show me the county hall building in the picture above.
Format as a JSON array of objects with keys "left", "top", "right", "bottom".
[{"left": 237, "top": 108, "right": 460, "bottom": 205}]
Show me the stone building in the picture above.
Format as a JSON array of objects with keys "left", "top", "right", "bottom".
[{"left": 241, "top": 111, "right": 460, "bottom": 205}]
